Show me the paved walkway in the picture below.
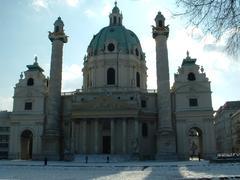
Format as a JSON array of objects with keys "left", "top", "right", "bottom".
[{"left": 0, "top": 159, "right": 209, "bottom": 167}]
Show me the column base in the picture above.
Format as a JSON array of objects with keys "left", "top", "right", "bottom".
[
  {"left": 202, "top": 153, "right": 217, "bottom": 160},
  {"left": 42, "top": 131, "right": 61, "bottom": 160},
  {"left": 155, "top": 153, "right": 178, "bottom": 161},
  {"left": 156, "top": 129, "right": 177, "bottom": 161},
  {"left": 131, "top": 153, "right": 140, "bottom": 160}
]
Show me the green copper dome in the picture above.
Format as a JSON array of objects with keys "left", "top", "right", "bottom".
[{"left": 86, "top": 2, "right": 145, "bottom": 61}]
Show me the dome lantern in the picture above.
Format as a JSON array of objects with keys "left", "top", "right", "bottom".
[{"left": 109, "top": 1, "right": 123, "bottom": 26}]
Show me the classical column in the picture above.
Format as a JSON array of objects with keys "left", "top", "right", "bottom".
[
  {"left": 94, "top": 119, "right": 99, "bottom": 153},
  {"left": 82, "top": 120, "right": 87, "bottom": 154},
  {"left": 42, "top": 17, "right": 68, "bottom": 160},
  {"left": 77, "top": 122, "right": 81, "bottom": 152},
  {"left": 71, "top": 121, "right": 75, "bottom": 153},
  {"left": 111, "top": 119, "right": 115, "bottom": 154},
  {"left": 134, "top": 118, "right": 139, "bottom": 139},
  {"left": 132, "top": 118, "right": 139, "bottom": 155},
  {"left": 122, "top": 118, "right": 127, "bottom": 153},
  {"left": 152, "top": 12, "right": 176, "bottom": 158}
]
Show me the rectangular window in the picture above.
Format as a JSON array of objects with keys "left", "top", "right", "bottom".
[
  {"left": 0, "top": 135, "right": 9, "bottom": 142},
  {"left": 25, "top": 102, "right": 32, "bottom": 110},
  {"left": 0, "top": 143, "right": 8, "bottom": 148},
  {"left": 189, "top": 98, "right": 198, "bottom": 107},
  {"left": 0, "top": 127, "right": 10, "bottom": 132},
  {"left": 141, "top": 100, "right": 147, "bottom": 108},
  {"left": 142, "top": 123, "right": 148, "bottom": 137}
]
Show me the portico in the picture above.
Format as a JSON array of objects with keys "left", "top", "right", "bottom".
[{"left": 70, "top": 117, "right": 139, "bottom": 155}]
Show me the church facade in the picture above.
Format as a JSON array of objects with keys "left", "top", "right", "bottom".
[{"left": 0, "top": 3, "right": 216, "bottom": 160}]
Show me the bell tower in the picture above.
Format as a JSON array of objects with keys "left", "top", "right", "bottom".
[
  {"left": 42, "top": 17, "right": 68, "bottom": 160},
  {"left": 152, "top": 12, "right": 176, "bottom": 159}
]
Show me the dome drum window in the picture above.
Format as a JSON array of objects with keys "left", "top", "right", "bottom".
[
  {"left": 107, "top": 68, "right": 115, "bottom": 85},
  {"left": 135, "top": 48, "right": 139, "bottom": 56},
  {"left": 136, "top": 72, "right": 140, "bottom": 87}
]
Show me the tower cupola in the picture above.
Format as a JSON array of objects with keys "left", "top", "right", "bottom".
[
  {"left": 109, "top": 1, "right": 123, "bottom": 26},
  {"left": 49, "top": 17, "right": 68, "bottom": 43},
  {"left": 54, "top": 17, "right": 64, "bottom": 33},
  {"left": 152, "top": 12, "right": 169, "bottom": 38},
  {"left": 155, "top": 12, "right": 165, "bottom": 28}
]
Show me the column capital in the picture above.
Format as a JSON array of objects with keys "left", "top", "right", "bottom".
[
  {"left": 49, "top": 32, "right": 68, "bottom": 43},
  {"left": 152, "top": 26, "right": 169, "bottom": 39}
]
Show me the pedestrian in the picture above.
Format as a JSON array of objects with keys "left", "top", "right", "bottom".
[
  {"left": 198, "top": 153, "right": 201, "bottom": 161},
  {"left": 44, "top": 157, "right": 48, "bottom": 166},
  {"left": 85, "top": 156, "right": 88, "bottom": 163}
]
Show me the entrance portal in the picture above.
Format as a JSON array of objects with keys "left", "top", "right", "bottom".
[
  {"left": 21, "top": 130, "right": 33, "bottom": 159},
  {"left": 102, "top": 136, "right": 111, "bottom": 154},
  {"left": 188, "top": 127, "right": 202, "bottom": 159}
]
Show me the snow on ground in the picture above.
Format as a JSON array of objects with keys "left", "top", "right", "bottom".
[{"left": 0, "top": 160, "right": 240, "bottom": 180}]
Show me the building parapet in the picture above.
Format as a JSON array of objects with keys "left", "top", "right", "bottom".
[{"left": 61, "top": 89, "right": 158, "bottom": 96}]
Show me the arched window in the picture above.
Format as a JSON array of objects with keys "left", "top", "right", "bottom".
[
  {"left": 188, "top": 72, "right": 196, "bottom": 81},
  {"left": 136, "top": 72, "right": 140, "bottom": 87},
  {"left": 27, "top": 78, "right": 34, "bottom": 86},
  {"left": 142, "top": 123, "right": 148, "bottom": 137},
  {"left": 135, "top": 48, "right": 139, "bottom": 56},
  {"left": 107, "top": 68, "right": 115, "bottom": 85}
]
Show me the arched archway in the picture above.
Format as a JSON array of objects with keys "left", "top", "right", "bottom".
[
  {"left": 21, "top": 130, "right": 33, "bottom": 160},
  {"left": 188, "top": 127, "right": 202, "bottom": 159}
]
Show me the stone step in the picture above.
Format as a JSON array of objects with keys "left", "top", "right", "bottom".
[{"left": 73, "top": 154, "right": 132, "bottom": 163}]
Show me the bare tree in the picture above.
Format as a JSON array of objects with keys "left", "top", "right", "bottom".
[{"left": 176, "top": 0, "right": 240, "bottom": 57}]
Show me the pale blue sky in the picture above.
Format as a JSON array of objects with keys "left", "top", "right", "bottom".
[{"left": 0, "top": 0, "right": 239, "bottom": 111}]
